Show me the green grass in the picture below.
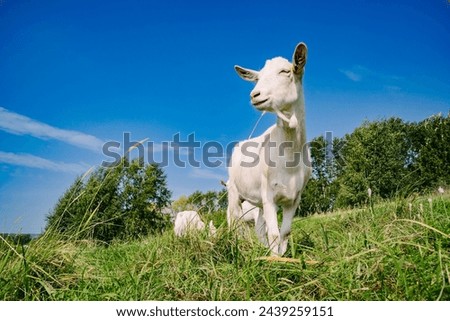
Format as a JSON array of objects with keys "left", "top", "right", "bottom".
[{"left": 1, "top": 193, "right": 449, "bottom": 300}]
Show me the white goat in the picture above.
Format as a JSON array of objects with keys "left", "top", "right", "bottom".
[
  {"left": 227, "top": 43, "right": 311, "bottom": 256},
  {"left": 174, "top": 210, "right": 216, "bottom": 237}
]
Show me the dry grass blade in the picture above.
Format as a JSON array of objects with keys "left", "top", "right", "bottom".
[
  {"left": 255, "top": 256, "right": 319, "bottom": 265},
  {"left": 396, "top": 219, "right": 450, "bottom": 238},
  {"left": 0, "top": 235, "right": 23, "bottom": 258},
  {"left": 127, "top": 138, "right": 149, "bottom": 153}
]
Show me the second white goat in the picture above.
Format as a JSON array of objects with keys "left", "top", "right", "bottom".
[{"left": 174, "top": 210, "right": 216, "bottom": 237}]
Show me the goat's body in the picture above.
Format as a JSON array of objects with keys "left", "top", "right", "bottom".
[
  {"left": 227, "top": 43, "right": 311, "bottom": 256},
  {"left": 228, "top": 113, "right": 311, "bottom": 255},
  {"left": 229, "top": 124, "right": 310, "bottom": 207}
]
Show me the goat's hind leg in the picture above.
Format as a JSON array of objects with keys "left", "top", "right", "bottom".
[{"left": 226, "top": 183, "right": 243, "bottom": 231}]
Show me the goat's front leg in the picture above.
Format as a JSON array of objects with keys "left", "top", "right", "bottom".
[
  {"left": 262, "top": 199, "right": 280, "bottom": 256},
  {"left": 254, "top": 209, "right": 268, "bottom": 246},
  {"left": 279, "top": 205, "right": 297, "bottom": 255}
]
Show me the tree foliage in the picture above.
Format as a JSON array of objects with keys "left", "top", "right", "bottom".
[
  {"left": 300, "top": 113, "right": 449, "bottom": 214},
  {"left": 172, "top": 189, "right": 227, "bottom": 215},
  {"left": 298, "top": 135, "right": 342, "bottom": 216},
  {"left": 335, "top": 118, "right": 414, "bottom": 207},
  {"left": 411, "top": 113, "right": 450, "bottom": 189},
  {"left": 47, "top": 158, "right": 172, "bottom": 242}
]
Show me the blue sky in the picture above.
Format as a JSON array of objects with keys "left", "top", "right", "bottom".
[{"left": 0, "top": 0, "right": 449, "bottom": 233}]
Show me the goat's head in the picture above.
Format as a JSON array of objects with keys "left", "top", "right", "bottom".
[{"left": 235, "top": 43, "right": 307, "bottom": 128}]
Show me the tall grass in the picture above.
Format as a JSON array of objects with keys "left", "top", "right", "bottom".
[{"left": 1, "top": 193, "right": 449, "bottom": 300}]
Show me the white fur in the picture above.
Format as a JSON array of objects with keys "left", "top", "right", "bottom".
[
  {"left": 174, "top": 210, "right": 216, "bottom": 237},
  {"left": 240, "top": 200, "right": 259, "bottom": 222},
  {"left": 227, "top": 43, "right": 311, "bottom": 256},
  {"left": 241, "top": 200, "right": 268, "bottom": 246}
]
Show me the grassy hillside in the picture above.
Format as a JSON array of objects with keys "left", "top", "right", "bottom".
[{"left": 1, "top": 193, "right": 449, "bottom": 300}]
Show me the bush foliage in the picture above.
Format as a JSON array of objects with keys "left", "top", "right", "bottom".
[
  {"left": 47, "top": 158, "right": 171, "bottom": 242},
  {"left": 298, "top": 113, "right": 449, "bottom": 215}
]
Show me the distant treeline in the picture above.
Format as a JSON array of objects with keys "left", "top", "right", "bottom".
[{"left": 46, "top": 113, "right": 449, "bottom": 242}]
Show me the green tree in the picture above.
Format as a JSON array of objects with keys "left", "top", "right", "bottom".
[
  {"left": 171, "top": 195, "right": 194, "bottom": 213},
  {"left": 411, "top": 113, "right": 450, "bottom": 189},
  {"left": 183, "top": 189, "right": 227, "bottom": 215},
  {"left": 186, "top": 190, "right": 204, "bottom": 211},
  {"left": 47, "top": 158, "right": 172, "bottom": 242},
  {"left": 298, "top": 135, "right": 342, "bottom": 216},
  {"left": 120, "top": 159, "right": 172, "bottom": 238},
  {"left": 335, "top": 118, "right": 413, "bottom": 207}
]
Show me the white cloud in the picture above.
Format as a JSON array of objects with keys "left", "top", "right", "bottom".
[
  {"left": 339, "top": 65, "right": 373, "bottom": 82},
  {"left": 189, "top": 168, "right": 226, "bottom": 181},
  {"left": 0, "top": 107, "right": 104, "bottom": 152},
  {"left": 340, "top": 69, "right": 363, "bottom": 82},
  {"left": 0, "top": 151, "right": 90, "bottom": 174},
  {"left": 339, "top": 65, "right": 402, "bottom": 86}
]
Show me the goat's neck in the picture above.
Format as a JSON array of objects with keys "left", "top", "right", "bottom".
[{"left": 275, "top": 93, "right": 306, "bottom": 151}]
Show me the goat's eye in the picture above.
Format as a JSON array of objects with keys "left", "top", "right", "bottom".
[{"left": 279, "top": 69, "right": 291, "bottom": 75}]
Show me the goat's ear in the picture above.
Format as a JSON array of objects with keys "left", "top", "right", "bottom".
[
  {"left": 292, "top": 42, "right": 307, "bottom": 75},
  {"left": 235, "top": 65, "right": 259, "bottom": 82}
]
